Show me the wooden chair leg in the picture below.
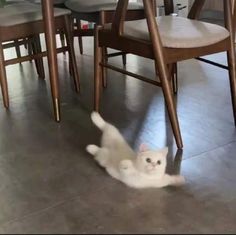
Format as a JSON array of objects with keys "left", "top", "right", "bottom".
[
  {"left": 59, "top": 30, "right": 66, "bottom": 55},
  {"left": 102, "top": 47, "right": 107, "bottom": 88},
  {"left": 172, "top": 63, "right": 178, "bottom": 95},
  {"left": 64, "top": 15, "right": 80, "bottom": 93},
  {"left": 35, "top": 35, "right": 45, "bottom": 79},
  {"left": 227, "top": 47, "right": 236, "bottom": 125},
  {"left": 94, "top": 25, "right": 103, "bottom": 112},
  {"left": 27, "top": 39, "right": 33, "bottom": 63},
  {"left": 42, "top": 0, "right": 61, "bottom": 122},
  {"left": 0, "top": 42, "right": 9, "bottom": 108},
  {"left": 32, "top": 35, "right": 45, "bottom": 79},
  {"left": 14, "top": 39, "right": 21, "bottom": 61},
  {"left": 76, "top": 19, "right": 83, "bottom": 55},
  {"left": 168, "top": 63, "right": 178, "bottom": 95},
  {"left": 122, "top": 53, "right": 127, "bottom": 66},
  {"left": 24, "top": 39, "right": 28, "bottom": 49},
  {"left": 156, "top": 62, "right": 183, "bottom": 149}
]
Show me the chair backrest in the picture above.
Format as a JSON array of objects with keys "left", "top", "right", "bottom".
[
  {"left": 188, "top": 0, "right": 206, "bottom": 19},
  {"left": 111, "top": 0, "right": 156, "bottom": 35},
  {"left": 188, "top": 0, "right": 234, "bottom": 32}
]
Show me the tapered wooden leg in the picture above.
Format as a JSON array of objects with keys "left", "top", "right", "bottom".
[
  {"left": 76, "top": 19, "right": 83, "bottom": 55},
  {"left": 156, "top": 62, "right": 183, "bottom": 149},
  {"left": 168, "top": 63, "right": 178, "bottom": 95},
  {"left": 64, "top": 15, "right": 80, "bottom": 93},
  {"left": 225, "top": 0, "right": 236, "bottom": 125},
  {"left": 59, "top": 30, "right": 66, "bottom": 55},
  {"left": 122, "top": 53, "right": 127, "bottom": 66},
  {"left": 143, "top": 0, "right": 182, "bottom": 148},
  {"left": 172, "top": 63, "right": 178, "bottom": 95},
  {"left": 102, "top": 47, "right": 107, "bottom": 88},
  {"left": 32, "top": 35, "right": 45, "bottom": 79},
  {"left": 42, "top": 0, "right": 60, "bottom": 122},
  {"left": 94, "top": 26, "right": 102, "bottom": 112},
  {"left": 14, "top": 39, "right": 21, "bottom": 60},
  {"left": 227, "top": 47, "right": 236, "bottom": 125},
  {"left": 27, "top": 40, "right": 33, "bottom": 63},
  {"left": 0, "top": 42, "right": 9, "bottom": 108}
]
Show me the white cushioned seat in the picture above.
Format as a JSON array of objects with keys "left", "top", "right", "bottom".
[
  {"left": 65, "top": 0, "right": 143, "bottom": 13},
  {"left": 122, "top": 16, "right": 230, "bottom": 48},
  {"left": 0, "top": 3, "right": 71, "bottom": 27}
]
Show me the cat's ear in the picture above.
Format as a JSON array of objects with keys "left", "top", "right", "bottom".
[
  {"left": 160, "top": 147, "right": 169, "bottom": 157},
  {"left": 139, "top": 143, "right": 149, "bottom": 152}
]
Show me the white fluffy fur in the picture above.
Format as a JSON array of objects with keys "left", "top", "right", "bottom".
[{"left": 86, "top": 112, "right": 185, "bottom": 189}]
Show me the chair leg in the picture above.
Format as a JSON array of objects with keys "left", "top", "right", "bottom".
[
  {"left": 122, "top": 53, "right": 127, "bottom": 66},
  {"left": 27, "top": 39, "right": 33, "bottom": 63},
  {"left": 59, "top": 30, "right": 66, "bottom": 55},
  {"left": 168, "top": 63, "right": 178, "bottom": 95},
  {"left": 172, "top": 63, "right": 178, "bottom": 95},
  {"left": 0, "top": 42, "right": 9, "bottom": 108},
  {"left": 156, "top": 62, "right": 183, "bottom": 149},
  {"left": 76, "top": 19, "right": 83, "bottom": 55},
  {"left": 64, "top": 15, "right": 80, "bottom": 93},
  {"left": 102, "top": 47, "right": 107, "bottom": 88},
  {"left": 94, "top": 25, "right": 103, "bottom": 112},
  {"left": 14, "top": 39, "right": 21, "bottom": 61},
  {"left": 227, "top": 47, "right": 236, "bottom": 125},
  {"left": 32, "top": 35, "right": 45, "bottom": 79}
]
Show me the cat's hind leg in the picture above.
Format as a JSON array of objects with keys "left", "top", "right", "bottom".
[
  {"left": 87, "top": 145, "right": 110, "bottom": 168},
  {"left": 86, "top": 145, "right": 100, "bottom": 156}
]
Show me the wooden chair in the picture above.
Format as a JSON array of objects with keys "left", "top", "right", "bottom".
[
  {"left": 94, "top": 0, "right": 236, "bottom": 149},
  {"left": 64, "top": 0, "right": 155, "bottom": 60},
  {"left": 0, "top": 2, "right": 80, "bottom": 112},
  {"left": 65, "top": 0, "right": 156, "bottom": 88}
]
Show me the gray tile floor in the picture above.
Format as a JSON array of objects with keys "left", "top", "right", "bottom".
[{"left": 0, "top": 38, "right": 236, "bottom": 234}]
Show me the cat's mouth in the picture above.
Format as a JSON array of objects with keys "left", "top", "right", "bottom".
[{"left": 148, "top": 166, "right": 157, "bottom": 172}]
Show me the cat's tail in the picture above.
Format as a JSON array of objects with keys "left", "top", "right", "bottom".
[
  {"left": 91, "top": 112, "right": 106, "bottom": 130},
  {"left": 86, "top": 145, "right": 100, "bottom": 155}
]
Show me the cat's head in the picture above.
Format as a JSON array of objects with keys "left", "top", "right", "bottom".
[{"left": 135, "top": 144, "right": 168, "bottom": 176}]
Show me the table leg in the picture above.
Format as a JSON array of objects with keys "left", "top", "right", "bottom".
[{"left": 42, "top": 0, "right": 60, "bottom": 122}]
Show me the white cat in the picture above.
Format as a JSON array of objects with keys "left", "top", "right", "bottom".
[{"left": 86, "top": 112, "right": 185, "bottom": 189}]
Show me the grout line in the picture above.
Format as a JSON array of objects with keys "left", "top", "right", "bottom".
[
  {"left": 0, "top": 195, "right": 82, "bottom": 230},
  {"left": 182, "top": 139, "right": 236, "bottom": 162}
]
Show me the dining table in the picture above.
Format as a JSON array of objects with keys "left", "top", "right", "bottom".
[{"left": 42, "top": 0, "right": 61, "bottom": 122}]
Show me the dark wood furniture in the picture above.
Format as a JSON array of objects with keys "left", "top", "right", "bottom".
[
  {"left": 0, "top": 1, "right": 80, "bottom": 121},
  {"left": 65, "top": 0, "right": 156, "bottom": 88},
  {"left": 94, "top": 0, "right": 236, "bottom": 149},
  {"left": 65, "top": 0, "right": 156, "bottom": 62}
]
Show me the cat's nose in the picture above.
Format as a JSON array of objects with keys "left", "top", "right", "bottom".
[{"left": 152, "top": 163, "right": 156, "bottom": 167}]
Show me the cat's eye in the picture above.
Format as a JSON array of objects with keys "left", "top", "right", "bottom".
[
  {"left": 157, "top": 160, "right": 161, "bottom": 165},
  {"left": 146, "top": 158, "right": 151, "bottom": 163}
]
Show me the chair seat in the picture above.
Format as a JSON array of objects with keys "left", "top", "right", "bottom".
[
  {"left": 122, "top": 16, "right": 230, "bottom": 48},
  {"left": 0, "top": 3, "right": 71, "bottom": 27},
  {"left": 65, "top": 0, "right": 143, "bottom": 13}
]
